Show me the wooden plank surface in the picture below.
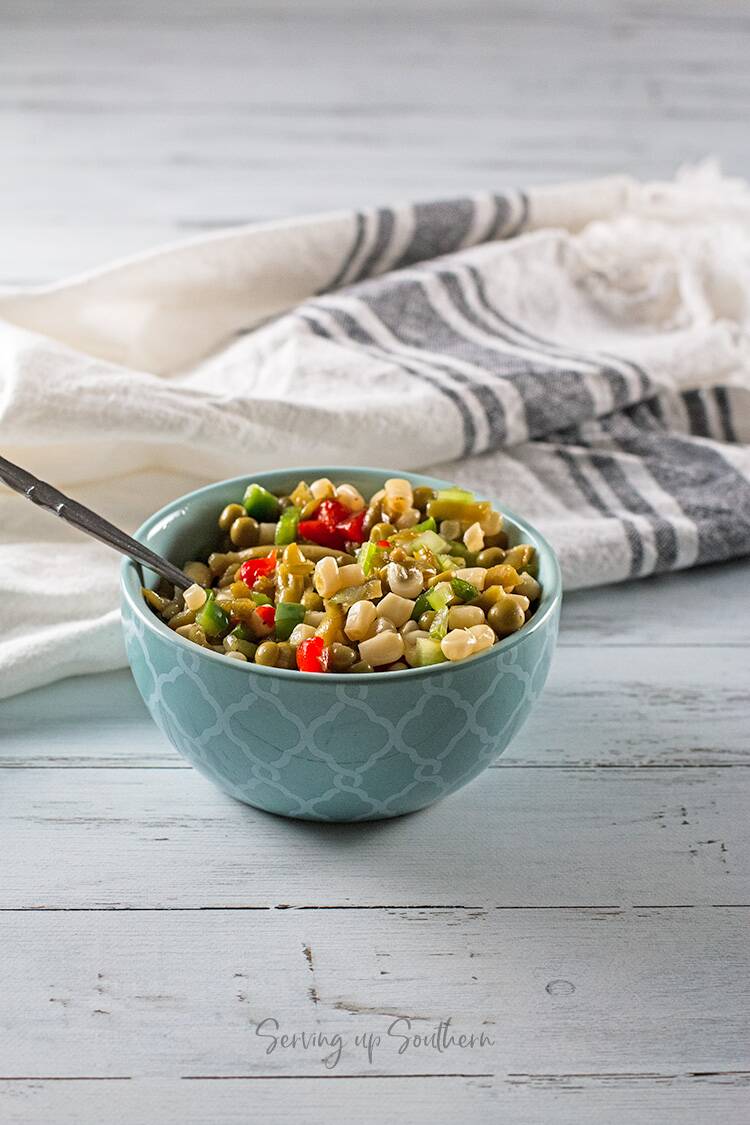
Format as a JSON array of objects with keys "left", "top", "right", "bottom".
[
  {"left": 1, "top": 0, "right": 750, "bottom": 282},
  {"left": 2, "top": 2, "right": 750, "bottom": 1123}
]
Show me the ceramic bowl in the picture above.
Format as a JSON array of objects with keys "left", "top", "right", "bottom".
[{"left": 121, "top": 467, "right": 561, "bottom": 821}]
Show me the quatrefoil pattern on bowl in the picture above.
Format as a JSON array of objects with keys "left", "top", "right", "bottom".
[{"left": 122, "top": 598, "right": 559, "bottom": 821}]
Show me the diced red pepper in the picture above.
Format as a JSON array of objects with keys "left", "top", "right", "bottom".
[
  {"left": 255, "top": 604, "right": 276, "bottom": 628},
  {"left": 298, "top": 519, "right": 345, "bottom": 549},
  {"left": 296, "top": 635, "right": 330, "bottom": 673},
  {"left": 239, "top": 550, "right": 276, "bottom": 586},
  {"left": 317, "top": 498, "right": 351, "bottom": 531},
  {"left": 338, "top": 509, "right": 366, "bottom": 545},
  {"left": 377, "top": 539, "right": 391, "bottom": 548}
]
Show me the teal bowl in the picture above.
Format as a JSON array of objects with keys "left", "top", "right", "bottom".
[{"left": 121, "top": 467, "right": 561, "bottom": 821}]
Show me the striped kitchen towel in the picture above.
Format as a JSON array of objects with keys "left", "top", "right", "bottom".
[{"left": 0, "top": 164, "right": 749, "bottom": 697}]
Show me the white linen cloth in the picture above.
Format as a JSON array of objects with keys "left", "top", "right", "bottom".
[{"left": 1, "top": 164, "right": 749, "bottom": 699}]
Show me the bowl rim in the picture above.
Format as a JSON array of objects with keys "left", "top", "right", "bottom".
[{"left": 121, "top": 465, "right": 562, "bottom": 684}]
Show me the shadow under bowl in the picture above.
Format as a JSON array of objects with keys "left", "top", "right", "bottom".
[{"left": 121, "top": 466, "right": 561, "bottom": 822}]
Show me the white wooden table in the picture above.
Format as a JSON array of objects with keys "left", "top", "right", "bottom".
[{"left": 1, "top": 3, "right": 749, "bottom": 1122}]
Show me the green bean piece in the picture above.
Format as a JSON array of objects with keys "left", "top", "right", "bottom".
[
  {"left": 348, "top": 660, "right": 374, "bottom": 674},
  {"left": 330, "top": 643, "right": 357, "bottom": 671}
]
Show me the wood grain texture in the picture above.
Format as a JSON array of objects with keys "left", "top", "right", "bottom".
[
  {"left": 1, "top": 0, "right": 749, "bottom": 282},
  {"left": 3, "top": 765, "right": 748, "bottom": 909},
  {"left": 1, "top": 2, "right": 749, "bottom": 1121}
]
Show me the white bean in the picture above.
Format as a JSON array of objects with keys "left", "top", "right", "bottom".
[
  {"left": 337, "top": 563, "right": 365, "bottom": 588},
  {"left": 376, "top": 591, "right": 415, "bottom": 627},
  {"left": 310, "top": 477, "right": 335, "bottom": 500},
  {"left": 384, "top": 477, "right": 414, "bottom": 505},
  {"left": 468, "top": 623, "right": 495, "bottom": 651},
  {"left": 440, "top": 628, "right": 476, "bottom": 662},
  {"left": 289, "top": 623, "right": 317, "bottom": 646},
  {"left": 183, "top": 583, "right": 207, "bottom": 612},
  {"left": 454, "top": 567, "right": 486, "bottom": 591},
  {"left": 344, "top": 600, "right": 377, "bottom": 642},
  {"left": 439, "top": 519, "right": 461, "bottom": 541},
  {"left": 313, "top": 556, "right": 341, "bottom": 599},
  {"left": 448, "top": 605, "right": 485, "bottom": 629},
  {"left": 334, "top": 483, "right": 366, "bottom": 511},
  {"left": 480, "top": 509, "right": 503, "bottom": 536},
  {"left": 463, "top": 521, "right": 485, "bottom": 553},
  {"left": 395, "top": 507, "right": 420, "bottom": 529},
  {"left": 358, "top": 631, "right": 405, "bottom": 667}
]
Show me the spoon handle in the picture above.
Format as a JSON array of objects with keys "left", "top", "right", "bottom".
[{"left": 0, "top": 455, "right": 192, "bottom": 591}]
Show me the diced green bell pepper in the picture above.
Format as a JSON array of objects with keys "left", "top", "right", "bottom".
[
  {"left": 451, "top": 576, "right": 480, "bottom": 602},
  {"left": 196, "top": 592, "right": 231, "bottom": 638},
  {"left": 231, "top": 622, "right": 255, "bottom": 641},
  {"left": 275, "top": 506, "right": 300, "bottom": 545},
  {"left": 411, "top": 591, "right": 432, "bottom": 620},
  {"left": 251, "top": 592, "right": 273, "bottom": 606},
  {"left": 412, "top": 516, "right": 437, "bottom": 534},
  {"left": 242, "top": 482, "right": 280, "bottom": 522},
  {"left": 274, "top": 601, "right": 306, "bottom": 640}
]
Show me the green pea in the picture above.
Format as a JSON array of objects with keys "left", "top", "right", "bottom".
[
  {"left": 229, "top": 516, "right": 259, "bottom": 548},
  {"left": 487, "top": 598, "right": 525, "bottom": 638},
  {"left": 219, "top": 503, "right": 245, "bottom": 531},
  {"left": 255, "top": 641, "right": 280, "bottom": 667}
]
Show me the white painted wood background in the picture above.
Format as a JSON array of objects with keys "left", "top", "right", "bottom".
[{"left": 1, "top": 2, "right": 749, "bottom": 1123}]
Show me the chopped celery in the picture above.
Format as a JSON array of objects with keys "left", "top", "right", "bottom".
[
  {"left": 243, "top": 482, "right": 280, "bottom": 522},
  {"left": 357, "top": 541, "right": 383, "bottom": 576},
  {"left": 437, "top": 553, "right": 462, "bottom": 572},
  {"left": 275, "top": 506, "right": 300, "bottom": 545},
  {"left": 330, "top": 578, "right": 382, "bottom": 607},
  {"left": 274, "top": 601, "right": 305, "bottom": 640},
  {"left": 426, "top": 581, "right": 454, "bottom": 612},
  {"left": 409, "top": 529, "right": 448, "bottom": 555},
  {"left": 251, "top": 592, "right": 273, "bottom": 606},
  {"left": 430, "top": 605, "right": 450, "bottom": 640},
  {"left": 451, "top": 576, "right": 480, "bottom": 602},
  {"left": 196, "top": 592, "right": 231, "bottom": 638},
  {"left": 436, "top": 487, "right": 475, "bottom": 504},
  {"left": 446, "top": 539, "right": 470, "bottom": 558},
  {"left": 412, "top": 516, "right": 437, "bottom": 534},
  {"left": 413, "top": 636, "right": 447, "bottom": 666}
]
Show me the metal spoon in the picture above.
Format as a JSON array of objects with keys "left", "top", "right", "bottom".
[{"left": 0, "top": 455, "right": 192, "bottom": 590}]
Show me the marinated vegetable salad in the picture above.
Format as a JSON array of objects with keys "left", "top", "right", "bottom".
[{"left": 143, "top": 477, "right": 542, "bottom": 674}]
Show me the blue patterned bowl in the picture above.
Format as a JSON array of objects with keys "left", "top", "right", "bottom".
[{"left": 121, "top": 467, "right": 561, "bottom": 821}]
